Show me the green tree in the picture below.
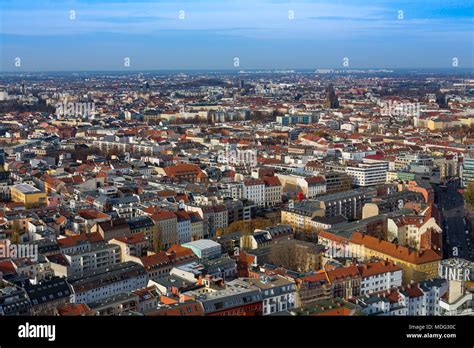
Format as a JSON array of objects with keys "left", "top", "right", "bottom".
[{"left": 464, "top": 183, "right": 474, "bottom": 208}]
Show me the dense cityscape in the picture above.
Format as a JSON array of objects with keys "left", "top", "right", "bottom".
[{"left": 0, "top": 69, "right": 472, "bottom": 318}]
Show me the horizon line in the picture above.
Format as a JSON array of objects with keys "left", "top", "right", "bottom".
[{"left": 1, "top": 67, "right": 473, "bottom": 74}]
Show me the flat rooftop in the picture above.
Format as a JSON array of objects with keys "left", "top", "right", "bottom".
[{"left": 14, "top": 183, "right": 41, "bottom": 194}]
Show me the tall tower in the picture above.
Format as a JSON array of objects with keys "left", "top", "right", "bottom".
[
  {"left": 435, "top": 90, "right": 448, "bottom": 109},
  {"left": 324, "top": 84, "right": 339, "bottom": 109}
]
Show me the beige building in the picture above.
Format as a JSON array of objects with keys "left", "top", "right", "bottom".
[
  {"left": 148, "top": 210, "right": 178, "bottom": 250},
  {"left": 281, "top": 201, "right": 325, "bottom": 233}
]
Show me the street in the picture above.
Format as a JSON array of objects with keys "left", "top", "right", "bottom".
[{"left": 435, "top": 179, "right": 472, "bottom": 260}]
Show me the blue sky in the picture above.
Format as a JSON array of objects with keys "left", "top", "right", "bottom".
[{"left": 0, "top": 0, "right": 473, "bottom": 71}]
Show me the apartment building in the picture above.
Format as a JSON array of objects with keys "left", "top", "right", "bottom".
[
  {"left": 245, "top": 275, "right": 296, "bottom": 315},
  {"left": 262, "top": 176, "right": 282, "bottom": 207},
  {"left": 349, "top": 232, "right": 442, "bottom": 284},
  {"left": 358, "top": 260, "right": 403, "bottom": 295},
  {"left": 314, "top": 187, "right": 377, "bottom": 220},
  {"left": 175, "top": 210, "right": 192, "bottom": 244},
  {"left": 461, "top": 152, "right": 474, "bottom": 187},
  {"left": 183, "top": 279, "right": 263, "bottom": 316},
  {"left": 387, "top": 215, "right": 442, "bottom": 252},
  {"left": 148, "top": 210, "right": 178, "bottom": 250},
  {"left": 243, "top": 178, "right": 266, "bottom": 207},
  {"left": 281, "top": 200, "right": 325, "bottom": 233},
  {"left": 51, "top": 243, "right": 121, "bottom": 277},
  {"left": 68, "top": 261, "right": 148, "bottom": 303}
]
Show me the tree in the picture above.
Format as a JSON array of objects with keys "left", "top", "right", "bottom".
[
  {"left": 295, "top": 227, "right": 323, "bottom": 243},
  {"left": 226, "top": 218, "right": 272, "bottom": 234},
  {"left": 269, "top": 242, "right": 295, "bottom": 269},
  {"left": 153, "top": 224, "right": 164, "bottom": 252},
  {"left": 10, "top": 219, "right": 22, "bottom": 244},
  {"left": 464, "top": 183, "right": 474, "bottom": 208},
  {"left": 269, "top": 240, "right": 314, "bottom": 272}
]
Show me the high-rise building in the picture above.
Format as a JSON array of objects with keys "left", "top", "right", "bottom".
[
  {"left": 461, "top": 152, "right": 474, "bottom": 187},
  {"left": 346, "top": 161, "right": 389, "bottom": 187},
  {"left": 325, "top": 84, "right": 339, "bottom": 109},
  {"left": 435, "top": 90, "right": 448, "bottom": 108},
  {"left": 0, "top": 149, "right": 4, "bottom": 167}
]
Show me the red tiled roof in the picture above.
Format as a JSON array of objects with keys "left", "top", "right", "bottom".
[
  {"left": 327, "top": 265, "right": 360, "bottom": 283},
  {"left": 57, "top": 303, "right": 92, "bottom": 316},
  {"left": 140, "top": 251, "right": 171, "bottom": 268},
  {"left": 350, "top": 232, "right": 441, "bottom": 265},
  {"left": 357, "top": 260, "right": 402, "bottom": 278},
  {"left": 263, "top": 176, "right": 281, "bottom": 187}
]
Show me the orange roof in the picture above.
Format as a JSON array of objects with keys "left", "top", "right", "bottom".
[
  {"left": 0, "top": 260, "right": 16, "bottom": 274},
  {"left": 150, "top": 210, "right": 176, "bottom": 221},
  {"left": 318, "top": 231, "right": 349, "bottom": 244},
  {"left": 357, "top": 260, "right": 402, "bottom": 278},
  {"left": 57, "top": 303, "right": 92, "bottom": 316},
  {"left": 327, "top": 265, "right": 360, "bottom": 283},
  {"left": 301, "top": 271, "right": 330, "bottom": 284},
  {"left": 57, "top": 232, "right": 104, "bottom": 247},
  {"left": 139, "top": 251, "right": 171, "bottom": 269},
  {"left": 160, "top": 295, "right": 178, "bottom": 305},
  {"left": 350, "top": 232, "right": 441, "bottom": 265},
  {"left": 113, "top": 232, "right": 147, "bottom": 244},
  {"left": 78, "top": 209, "right": 110, "bottom": 220},
  {"left": 55, "top": 216, "right": 67, "bottom": 225},
  {"left": 314, "top": 307, "right": 354, "bottom": 316},
  {"left": 263, "top": 176, "right": 281, "bottom": 187},
  {"left": 163, "top": 164, "right": 205, "bottom": 178}
]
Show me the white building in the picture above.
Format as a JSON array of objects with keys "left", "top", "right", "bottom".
[
  {"left": 263, "top": 176, "right": 282, "bottom": 207},
  {"left": 356, "top": 278, "right": 448, "bottom": 316},
  {"left": 59, "top": 243, "right": 121, "bottom": 276},
  {"left": 176, "top": 211, "right": 192, "bottom": 244},
  {"left": 243, "top": 178, "right": 266, "bottom": 207},
  {"left": 358, "top": 261, "right": 403, "bottom": 295},
  {"left": 221, "top": 182, "right": 244, "bottom": 199},
  {"left": 245, "top": 275, "right": 297, "bottom": 315},
  {"left": 304, "top": 177, "right": 327, "bottom": 198},
  {"left": 346, "top": 161, "right": 389, "bottom": 187},
  {"left": 182, "top": 239, "right": 222, "bottom": 260},
  {"left": 68, "top": 261, "right": 148, "bottom": 303}
]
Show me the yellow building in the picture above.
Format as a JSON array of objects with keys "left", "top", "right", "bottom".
[
  {"left": 349, "top": 232, "right": 441, "bottom": 284},
  {"left": 427, "top": 118, "right": 461, "bottom": 131},
  {"left": 281, "top": 203, "right": 324, "bottom": 233},
  {"left": 11, "top": 183, "right": 47, "bottom": 208},
  {"left": 460, "top": 116, "right": 474, "bottom": 127}
]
